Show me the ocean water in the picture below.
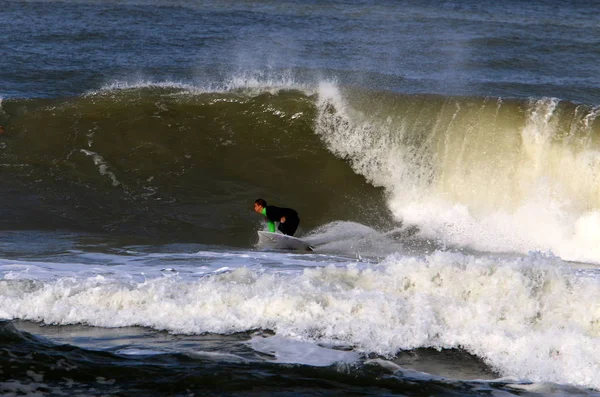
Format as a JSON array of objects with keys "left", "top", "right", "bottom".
[{"left": 2, "top": 0, "right": 600, "bottom": 395}]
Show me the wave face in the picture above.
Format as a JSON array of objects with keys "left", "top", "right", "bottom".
[
  {"left": 0, "top": 84, "right": 390, "bottom": 245},
  {"left": 315, "top": 84, "right": 600, "bottom": 262},
  {"left": 2, "top": 81, "right": 600, "bottom": 261}
]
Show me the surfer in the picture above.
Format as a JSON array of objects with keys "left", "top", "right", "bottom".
[{"left": 254, "top": 198, "right": 300, "bottom": 236}]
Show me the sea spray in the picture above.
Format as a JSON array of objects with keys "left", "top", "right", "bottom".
[{"left": 314, "top": 84, "right": 600, "bottom": 262}]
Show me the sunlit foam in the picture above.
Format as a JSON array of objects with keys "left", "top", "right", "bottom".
[
  {"left": 314, "top": 84, "right": 600, "bottom": 263},
  {"left": 2, "top": 251, "right": 600, "bottom": 388}
]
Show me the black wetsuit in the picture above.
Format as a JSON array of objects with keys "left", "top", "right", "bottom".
[{"left": 266, "top": 205, "right": 300, "bottom": 236}]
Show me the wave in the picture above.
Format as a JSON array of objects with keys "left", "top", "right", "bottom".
[
  {"left": 314, "top": 83, "right": 600, "bottom": 262},
  {"left": 2, "top": 251, "right": 600, "bottom": 389},
  {"left": 1, "top": 79, "right": 600, "bottom": 261},
  {"left": 0, "top": 82, "right": 390, "bottom": 246}
]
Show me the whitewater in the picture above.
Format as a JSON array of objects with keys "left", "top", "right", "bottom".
[
  {"left": 315, "top": 82, "right": 600, "bottom": 264},
  {"left": 2, "top": 237, "right": 600, "bottom": 389}
]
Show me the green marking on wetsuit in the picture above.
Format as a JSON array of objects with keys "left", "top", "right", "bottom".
[{"left": 261, "top": 208, "right": 276, "bottom": 232}]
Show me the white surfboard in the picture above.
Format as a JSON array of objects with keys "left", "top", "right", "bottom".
[{"left": 257, "top": 231, "right": 314, "bottom": 251}]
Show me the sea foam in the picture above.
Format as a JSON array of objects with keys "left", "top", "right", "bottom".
[
  {"left": 2, "top": 250, "right": 600, "bottom": 389},
  {"left": 314, "top": 83, "right": 600, "bottom": 264}
]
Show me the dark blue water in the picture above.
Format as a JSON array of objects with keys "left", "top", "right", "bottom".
[
  {"left": 2, "top": 1, "right": 600, "bottom": 396},
  {"left": 3, "top": 0, "right": 599, "bottom": 102}
]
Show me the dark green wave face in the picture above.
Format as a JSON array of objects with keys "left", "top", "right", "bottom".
[
  {"left": 0, "top": 87, "right": 389, "bottom": 246},
  {"left": 2, "top": 83, "right": 600, "bottom": 256}
]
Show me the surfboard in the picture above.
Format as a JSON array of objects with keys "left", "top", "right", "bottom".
[{"left": 257, "top": 231, "right": 314, "bottom": 251}]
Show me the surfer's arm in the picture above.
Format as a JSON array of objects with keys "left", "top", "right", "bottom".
[{"left": 261, "top": 208, "right": 276, "bottom": 232}]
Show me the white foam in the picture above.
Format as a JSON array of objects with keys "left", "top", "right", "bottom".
[
  {"left": 79, "top": 149, "right": 121, "bottom": 187},
  {"left": 3, "top": 250, "right": 600, "bottom": 389},
  {"left": 314, "top": 84, "right": 600, "bottom": 264},
  {"left": 87, "top": 71, "right": 317, "bottom": 98},
  {"left": 303, "top": 221, "right": 405, "bottom": 257},
  {"left": 87, "top": 80, "right": 199, "bottom": 96}
]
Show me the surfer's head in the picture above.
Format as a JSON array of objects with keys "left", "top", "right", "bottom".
[{"left": 254, "top": 198, "right": 267, "bottom": 213}]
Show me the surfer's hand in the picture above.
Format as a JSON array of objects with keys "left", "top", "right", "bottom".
[{"left": 280, "top": 216, "right": 286, "bottom": 223}]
